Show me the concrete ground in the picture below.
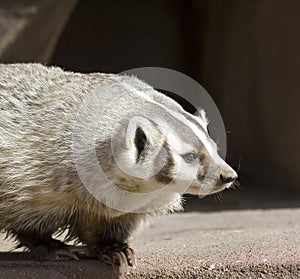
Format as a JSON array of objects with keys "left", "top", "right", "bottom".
[{"left": 0, "top": 209, "right": 299, "bottom": 279}]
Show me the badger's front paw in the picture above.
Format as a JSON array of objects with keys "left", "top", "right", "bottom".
[{"left": 97, "top": 242, "right": 137, "bottom": 273}]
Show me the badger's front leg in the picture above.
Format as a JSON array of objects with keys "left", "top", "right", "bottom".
[{"left": 74, "top": 213, "right": 140, "bottom": 271}]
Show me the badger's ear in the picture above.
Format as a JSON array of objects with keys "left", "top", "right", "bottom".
[
  {"left": 134, "top": 127, "right": 147, "bottom": 162},
  {"left": 126, "top": 116, "right": 157, "bottom": 162}
]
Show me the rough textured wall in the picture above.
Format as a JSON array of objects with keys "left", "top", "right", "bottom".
[{"left": 0, "top": 0, "right": 77, "bottom": 63}]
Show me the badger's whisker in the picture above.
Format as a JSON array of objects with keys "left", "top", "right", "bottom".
[{"left": 237, "top": 156, "right": 242, "bottom": 173}]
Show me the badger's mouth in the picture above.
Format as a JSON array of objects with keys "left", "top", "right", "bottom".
[{"left": 185, "top": 181, "right": 233, "bottom": 195}]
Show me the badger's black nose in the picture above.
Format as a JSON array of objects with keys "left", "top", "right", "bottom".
[{"left": 220, "top": 174, "right": 236, "bottom": 183}]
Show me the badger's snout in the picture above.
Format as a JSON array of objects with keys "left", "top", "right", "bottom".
[
  {"left": 220, "top": 174, "right": 236, "bottom": 183},
  {"left": 218, "top": 163, "right": 238, "bottom": 188}
]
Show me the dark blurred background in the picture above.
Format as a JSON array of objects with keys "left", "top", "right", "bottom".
[{"left": 1, "top": 0, "right": 299, "bottom": 211}]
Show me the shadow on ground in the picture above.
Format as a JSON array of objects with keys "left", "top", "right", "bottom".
[{"left": 0, "top": 252, "right": 118, "bottom": 279}]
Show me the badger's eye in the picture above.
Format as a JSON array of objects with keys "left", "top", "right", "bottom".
[{"left": 183, "top": 152, "right": 199, "bottom": 163}]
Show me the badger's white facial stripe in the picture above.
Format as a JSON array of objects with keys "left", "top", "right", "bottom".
[{"left": 165, "top": 109, "right": 213, "bottom": 155}]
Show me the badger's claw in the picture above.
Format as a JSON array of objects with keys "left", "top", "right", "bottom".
[
  {"left": 123, "top": 246, "right": 137, "bottom": 268},
  {"left": 98, "top": 243, "right": 137, "bottom": 273}
]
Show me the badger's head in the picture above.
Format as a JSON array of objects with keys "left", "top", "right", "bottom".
[{"left": 111, "top": 107, "right": 237, "bottom": 197}]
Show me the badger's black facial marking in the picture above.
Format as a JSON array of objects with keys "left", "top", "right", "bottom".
[
  {"left": 134, "top": 127, "right": 147, "bottom": 163},
  {"left": 197, "top": 173, "right": 205, "bottom": 182},
  {"left": 155, "top": 141, "right": 174, "bottom": 184},
  {"left": 196, "top": 149, "right": 210, "bottom": 182}
]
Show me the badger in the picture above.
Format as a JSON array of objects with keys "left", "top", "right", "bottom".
[{"left": 0, "top": 63, "right": 237, "bottom": 271}]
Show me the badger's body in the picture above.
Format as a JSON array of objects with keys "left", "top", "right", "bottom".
[{"left": 0, "top": 63, "right": 237, "bottom": 269}]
